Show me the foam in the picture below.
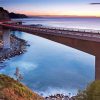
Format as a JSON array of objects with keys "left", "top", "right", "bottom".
[{"left": 35, "top": 87, "right": 78, "bottom": 97}]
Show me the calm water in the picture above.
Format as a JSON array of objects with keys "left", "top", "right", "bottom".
[{"left": 0, "top": 18, "right": 96, "bottom": 96}]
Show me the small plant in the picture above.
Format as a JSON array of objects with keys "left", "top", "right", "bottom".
[{"left": 14, "top": 67, "right": 23, "bottom": 82}]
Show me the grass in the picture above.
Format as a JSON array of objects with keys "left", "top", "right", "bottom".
[
  {"left": 0, "top": 74, "right": 44, "bottom": 100},
  {"left": 76, "top": 80, "right": 100, "bottom": 100}
]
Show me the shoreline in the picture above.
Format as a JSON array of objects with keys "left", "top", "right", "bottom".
[
  {"left": 0, "top": 34, "right": 29, "bottom": 62},
  {"left": 45, "top": 94, "right": 76, "bottom": 100}
]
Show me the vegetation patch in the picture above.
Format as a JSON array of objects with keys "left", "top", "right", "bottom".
[
  {"left": 0, "top": 74, "right": 44, "bottom": 100},
  {"left": 75, "top": 81, "right": 100, "bottom": 100}
]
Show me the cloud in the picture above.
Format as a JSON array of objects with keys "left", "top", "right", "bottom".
[
  {"left": 90, "top": 3, "right": 100, "bottom": 5},
  {"left": 8, "top": 61, "right": 38, "bottom": 71}
]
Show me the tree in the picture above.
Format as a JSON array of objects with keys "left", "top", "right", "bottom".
[
  {"left": 14, "top": 67, "right": 23, "bottom": 81},
  {"left": 75, "top": 81, "right": 100, "bottom": 100}
]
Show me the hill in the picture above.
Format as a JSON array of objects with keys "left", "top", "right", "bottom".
[
  {"left": 0, "top": 74, "right": 44, "bottom": 100},
  {"left": 0, "top": 7, "right": 10, "bottom": 20},
  {"left": 9, "top": 12, "right": 28, "bottom": 18},
  {"left": 0, "top": 7, "right": 28, "bottom": 20}
]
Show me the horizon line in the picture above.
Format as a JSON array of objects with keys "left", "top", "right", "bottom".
[{"left": 26, "top": 14, "right": 100, "bottom": 18}]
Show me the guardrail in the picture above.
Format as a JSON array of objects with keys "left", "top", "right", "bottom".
[
  {"left": 1, "top": 23, "right": 100, "bottom": 34},
  {"left": 22, "top": 24, "right": 100, "bottom": 34},
  {"left": 39, "top": 26, "right": 100, "bottom": 34}
]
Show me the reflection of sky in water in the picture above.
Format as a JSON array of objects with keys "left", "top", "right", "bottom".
[
  {"left": 0, "top": 18, "right": 96, "bottom": 96},
  {"left": 0, "top": 32, "right": 95, "bottom": 96}
]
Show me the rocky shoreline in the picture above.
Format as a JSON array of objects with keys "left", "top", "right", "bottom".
[
  {"left": 45, "top": 94, "right": 76, "bottom": 100},
  {"left": 0, "top": 34, "right": 29, "bottom": 62}
]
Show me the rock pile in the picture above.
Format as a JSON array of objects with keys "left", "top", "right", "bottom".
[{"left": 45, "top": 94, "right": 76, "bottom": 100}]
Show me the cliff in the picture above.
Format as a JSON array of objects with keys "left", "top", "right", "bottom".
[
  {"left": 9, "top": 12, "right": 28, "bottom": 18},
  {"left": 0, "top": 7, "right": 10, "bottom": 20},
  {"left": 0, "top": 74, "right": 44, "bottom": 100},
  {"left": 0, "top": 7, "right": 28, "bottom": 20}
]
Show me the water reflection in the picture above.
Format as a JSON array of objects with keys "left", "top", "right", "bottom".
[{"left": 0, "top": 31, "right": 95, "bottom": 96}]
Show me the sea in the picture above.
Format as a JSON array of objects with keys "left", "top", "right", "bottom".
[{"left": 1, "top": 17, "right": 99, "bottom": 96}]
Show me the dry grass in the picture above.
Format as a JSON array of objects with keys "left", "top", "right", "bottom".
[{"left": 0, "top": 74, "right": 44, "bottom": 100}]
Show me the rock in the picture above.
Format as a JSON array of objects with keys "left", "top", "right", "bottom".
[{"left": 0, "top": 7, "right": 28, "bottom": 20}]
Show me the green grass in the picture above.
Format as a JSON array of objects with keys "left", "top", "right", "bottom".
[{"left": 76, "top": 81, "right": 100, "bottom": 100}]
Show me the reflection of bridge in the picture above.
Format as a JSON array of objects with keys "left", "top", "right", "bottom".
[{"left": 0, "top": 22, "right": 100, "bottom": 80}]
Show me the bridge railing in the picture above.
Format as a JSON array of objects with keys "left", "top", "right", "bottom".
[
  {"left": 42, "top": 26, "right": 100, "bottom": 34},
  {"left": 1, "top": 23, "right": 100, "bottom": 35},
  {"left": 21, "top": 23, "right": 100, "bottom": 34}
]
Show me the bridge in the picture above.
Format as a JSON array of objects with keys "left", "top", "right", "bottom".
[{"left": 0, "top": 21, "right": 100, "bottom": 80}]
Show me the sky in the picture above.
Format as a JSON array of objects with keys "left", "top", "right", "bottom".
[{"left": 0, "top": 0, "right": 100, "bottom": 17}]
